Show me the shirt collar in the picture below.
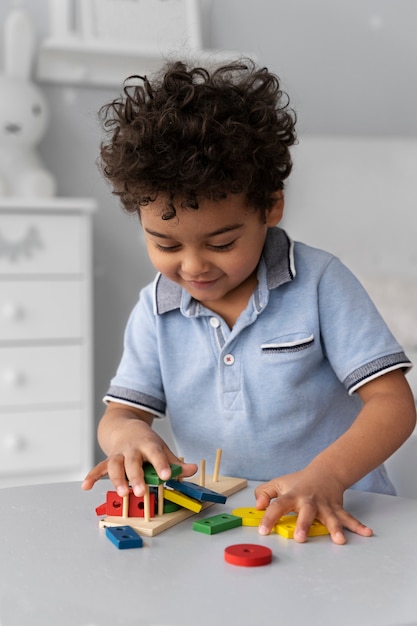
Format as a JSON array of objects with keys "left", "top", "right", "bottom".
[{"left": 153, "top": 227, "right": 296, "bottom": 315}]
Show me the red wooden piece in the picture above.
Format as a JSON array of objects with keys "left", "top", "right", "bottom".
[
  {"left": 224, "top": 544, "right": 272, "bottom": 567},
  {"left": 105, "top": 491, "right": 123, "bottom": 516},
  {"left": 128, "top": 492, "right": 155, "bottom": 518}
]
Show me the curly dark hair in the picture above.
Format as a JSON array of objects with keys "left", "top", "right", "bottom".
[{"left": 99, "top": 58, "right": 297, "bottom": 220}]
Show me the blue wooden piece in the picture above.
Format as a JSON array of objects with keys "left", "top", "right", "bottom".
[
  {"left": 105, "top": 525, "right": 143, "bottom": 549},
  {"left": 165, "top": 480, "right": 227, "bottom": 504}
]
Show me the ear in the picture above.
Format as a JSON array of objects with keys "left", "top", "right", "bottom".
[
  {"left": 4, "top": 9, "right": 35, "bottom": 79},
  {"left": 265, "top": 192, "right": 284, "bottom": 227}
]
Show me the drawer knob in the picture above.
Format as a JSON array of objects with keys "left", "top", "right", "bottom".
[
  {"left": 2, "top": 369, "right": 25, "bottom": 386},
  {"left": 2, "top": 433, "right": 26, "bottom": 452},
  {"left": 1, "top": 302, "right": 24, "bottom": 321}
]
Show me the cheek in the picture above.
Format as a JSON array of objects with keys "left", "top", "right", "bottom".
[
  {"left": 231, "top": 249, "right": 262, "bottom": 277},
  {"left": 148, "top": 251, "right": 177, "bottom": 276}
]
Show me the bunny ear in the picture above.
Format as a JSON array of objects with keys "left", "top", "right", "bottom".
[{"left": 4, "top": 8, "right": 36, "bottom": 79}]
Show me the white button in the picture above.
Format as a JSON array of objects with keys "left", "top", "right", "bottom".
[
  {"left": 223, "top": 354, "right": 235, "bottom": 365},
  {"left": 210, "top": 317, "right": 220, "bottom": 328}
]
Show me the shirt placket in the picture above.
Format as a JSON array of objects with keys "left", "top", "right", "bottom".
[{"left": 209, "top": 316, "right": 243, "bottom": 413}]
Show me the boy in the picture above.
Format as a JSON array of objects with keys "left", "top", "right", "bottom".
[{"left": 82, "top": 59, "right": 416, "bottom": 544}]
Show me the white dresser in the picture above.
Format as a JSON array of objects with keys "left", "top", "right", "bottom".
[{"left": 0, "top": 198, "right": 96, "bottom": 487}]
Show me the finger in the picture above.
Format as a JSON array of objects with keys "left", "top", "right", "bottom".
[
  {"left": 292, "top": 502, "right": 319, "bottom": 543},
  {"left": 120, "top": 451, "right": 152, "bottom": 497},
  {"left": 176, "top": 461, "right": 198, "bottom": 478},
  {"left": 106, "top": 454, "right": 132, "bottom": 497},
  {"left": 333, "top": 509, "right": 373, "bottom": 539},
  {"left": 154, "top": 447, "right": 198, "bottom": 481},
  {"left": 258, "top": 497, "right": 292, "bottom": 536},
  {"left": 315, "top": 511, "right": 346, "bottom": 545},
  {"left": 144, "top": 446, "right": 179, "bottom": 483},
  {"left": 254, "top": 482, "right": 280, "bottom": 510},
  {"left": 81, "top": 460, "right": 110, "bottom": 490}
]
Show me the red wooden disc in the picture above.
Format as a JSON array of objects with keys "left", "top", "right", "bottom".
[{"left": 224, "top": 544, "right": 272, "bottom": 567}]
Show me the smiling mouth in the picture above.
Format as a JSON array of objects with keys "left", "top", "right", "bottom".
[{"left": 187, "top": 278, "right": 219, "bottom": 290}]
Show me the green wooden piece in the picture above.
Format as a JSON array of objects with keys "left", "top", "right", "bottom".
[
  {"left": 193, "top": 513, "right": 242, "bottom": 535},
  {"left": 163, "top": 500, "right": 181, "bottom": 514},
  {"left": 143, "top": 463, "right": 182, "bottom": 485}
]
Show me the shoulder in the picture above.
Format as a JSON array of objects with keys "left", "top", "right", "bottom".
[
  {"left": 293, "top": 239, "right": 337, "bottom": 266},
  {"left": 292, "top": 239, "right": 352, "bottom": 286}
]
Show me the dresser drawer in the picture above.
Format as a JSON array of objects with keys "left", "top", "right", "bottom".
[
  {"left": 0, "top": 280, "right": 83, "bottom": 341},
  {"left": 0, "top": 345, "right": 83, "bottom": 408},
  {"left": 0, "top": 410, "right": 82, "bottom": 474},
  {"left": 0, "top": 214, "right": 83, "bottom": 275}
]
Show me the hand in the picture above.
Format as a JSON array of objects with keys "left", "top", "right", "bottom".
[
  {"left": 81, "top": 420, "right": 197, "bottom": 497},
  {"left": 254, "top": 467, "right": 373, "bottom": 544}
]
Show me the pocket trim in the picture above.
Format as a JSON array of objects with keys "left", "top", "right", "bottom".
[{"left": 261, "top": 334, "right": 314, "bottom": 353}]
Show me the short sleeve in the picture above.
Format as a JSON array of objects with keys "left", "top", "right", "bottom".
[
  {"left": 104, "top": 284, "right": 167, "bottom": 416},
  {"left": 317, "top": 257, "right": 412, "bottom": 394}
]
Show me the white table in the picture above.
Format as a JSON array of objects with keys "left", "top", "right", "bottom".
[{"left": 1, "top": 479, "right": 416, "bottom": 626}]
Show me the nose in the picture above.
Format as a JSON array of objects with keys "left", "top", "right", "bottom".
[{"left": 180, "top": 249, "right": 209, "bottom": 277}]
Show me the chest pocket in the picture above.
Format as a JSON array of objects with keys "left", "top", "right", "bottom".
[{"left": 261, "top": 332, "right": 314, "bottom": 354}]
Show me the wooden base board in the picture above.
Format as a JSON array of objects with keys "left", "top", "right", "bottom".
[{"left": 98, "top": 475, "right": 248, "bottom": 537}]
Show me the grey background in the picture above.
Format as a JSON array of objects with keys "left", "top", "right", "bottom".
[{"left": 0, "top": 0, "right": 416, "bottom": 465}]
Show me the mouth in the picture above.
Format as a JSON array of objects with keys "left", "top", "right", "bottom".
[{"left": 186, "top": 278, "right": 220, "bottom": 290}]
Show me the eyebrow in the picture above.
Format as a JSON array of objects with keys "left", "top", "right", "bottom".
[{"left": 144, "top": 224, "right": 244, "bottom": 239}]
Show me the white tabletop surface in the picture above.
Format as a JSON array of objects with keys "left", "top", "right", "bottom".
[{"left": 1, "top": 479, "right": 417, "bottom": 626}]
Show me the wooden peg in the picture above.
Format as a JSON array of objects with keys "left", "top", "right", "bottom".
[
  {"left": 213, "top": 448, "right": 222, "bottom": 482},
  {"left": 158, "top": 483, "right": 164, "bottom": 516},
  {"left": 199, "top": 459, "right": 206, "bottom": 487},
  {"left": 122, "top": 494, "right": 129, "bottom": 518},
  {"left": 144, "top": 485, "right": 151, "bottom": 522}
]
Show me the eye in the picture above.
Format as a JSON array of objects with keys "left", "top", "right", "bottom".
[
  {"left": 208, "top": 240, "right": 236, "bottom": 251},
  {"left": 154, "top": 242, "right": 180, "bottom": 252},
  {"left": 32, "top": 104, "right": 42, "bottom": 116}
]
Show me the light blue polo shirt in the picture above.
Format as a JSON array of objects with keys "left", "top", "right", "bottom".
[{"left": 105, "top": 227, "right": 412, "bottom": 494}]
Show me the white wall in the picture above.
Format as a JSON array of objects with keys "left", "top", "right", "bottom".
[{"left": 0, "top": 1, "right": 416, "bottom": 489}]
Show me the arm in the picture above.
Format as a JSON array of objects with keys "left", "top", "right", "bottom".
[
  {"left": 255, "top": 369, "right": 416, "bottom": 544},
  {"left": 81, "top": 402, "right": 198, "bottom": 496}
]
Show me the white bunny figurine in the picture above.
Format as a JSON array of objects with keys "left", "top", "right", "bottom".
[{"left": 0, "top": 8, "right": 56, "bottom": 197}]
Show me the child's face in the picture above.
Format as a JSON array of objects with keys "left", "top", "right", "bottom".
[{"left": 140, "top": 193, "right": 283, "bottom": 318}]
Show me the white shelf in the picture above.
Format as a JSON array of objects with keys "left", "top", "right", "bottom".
[
  {"left": 36, "top": 36, "right": 243, "bottom": 88},
  {"left": 0, "top": 196, "right": 97, "bottom": 213}
]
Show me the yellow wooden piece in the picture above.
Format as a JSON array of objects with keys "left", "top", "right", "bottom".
[
  {"left": 163, "top": 488, "right": 203, "bottom": 513},
  {"left": 232, "top": 507, "right": 265, "bottom": 527},
  {"left": 275, "top": 515, "right": 329, "bottom": 539}
]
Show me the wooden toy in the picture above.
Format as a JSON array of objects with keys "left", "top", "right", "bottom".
[
  {"left": 165, "top": 479, "right": 227, "bottom": 504},
  {"left": 98, "top": 449, "right": 247, "bottom": 537},
  {"left": 232, "top": 507, "right": 330, "bottom": 539},
  {"left": 105, "top": 525, "right": 143, "bottom": 549},
  {"left": 163, "top": 488, "right": 203, "bottom": 513},
  {"left": 199, "top": 459, "right": 206, "bottom": 486},
  {"left": 143, "top": 462, "right": 182, "bottom": 485},
  {"left": 274, "top": 516, "right": 329, "bottom": 539},
  {"left": 224, "top": 544, "right": 272, "bottom": 567},
  {"left": 212, "top": 449, "right": 222, "bottom": 482},
  {"left": 232, "top": 507, "right": 265, "bottom": 526},
  {"left": 163, "top": 500, "right": 181, "bottom": 513},
  {"left": 193, "top": 513, "right": 242, "bottom": 535},
  {"left": 95, "top": 489, "right": 156, "bottom": 519}
]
